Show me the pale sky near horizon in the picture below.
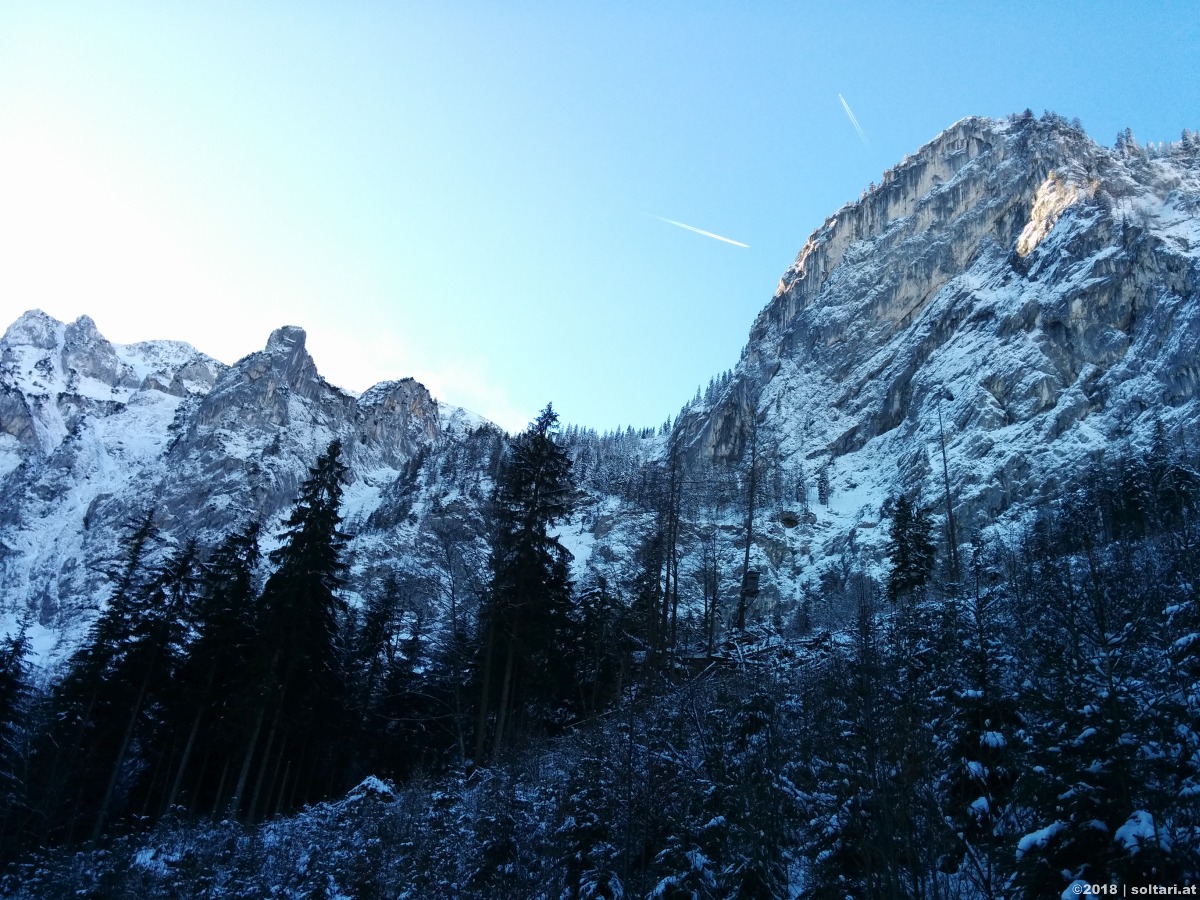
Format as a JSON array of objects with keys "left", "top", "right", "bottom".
[{"left": 1, "top": 3, "right": 1197, "bottom": 433}]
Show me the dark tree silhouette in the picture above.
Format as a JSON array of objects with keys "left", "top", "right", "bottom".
[{"left": 475, "top": 404, "right": 576, "bottom": 762}]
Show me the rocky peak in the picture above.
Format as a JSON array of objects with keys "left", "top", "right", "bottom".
[
  {"left": 251, "top": 325, "right": 323, "bottom": 398},
  {"left": 1, "top": 309, "right": 61, "bottom": 354},
  {"left": 63, "top": 314, "right": 101, "bottom": 342},
  {"left": 61, "top": 315, "right": 134, "bottom": 390},
  {"left": 155, "top": 327, "right": 445, "bottom": 545},
  {"left": 678, "top": 111, "right": 1200, "bottom": 562},
  {"left": 193, "top": 325, "right": 330, "bottom": 431},
  {"left": 265, "top": 324, "right": 307, "bottom": 355},
  {"left": 750, "top": 115, "right": 1102, "bottom": 358},
  {"left": 354, "top": 379, "right": 442, "bottom": 467}
]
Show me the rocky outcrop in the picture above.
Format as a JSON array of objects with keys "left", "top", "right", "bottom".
[
  {"left": 0, "top": 315, "right": 450, "bottom": 642},
  {"left": 677, "top": 113, "right": 1200, "bottom": 560},
  {"left": 354, "top": 379, "right": 442, "bottom": 467},
  {"left": 151, "top": 327, "right": 445, "bottom": 539}
]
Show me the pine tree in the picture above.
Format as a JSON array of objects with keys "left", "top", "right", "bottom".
[
  {"left": 886, "top": 495, "right": 936, "bottom": 604},
  {"left": 711, "top": 685, "right": 794, "bottom": 897},
  {"left": 556, "top": 755, "right": 625, "bottom": 899},
  {"left": 933, "top": 541, "right": 1023, "bottom": 897},
  {"left": 157, "top": 521, "right": 262, "bottom": 817},
  {"left": 475, "top": 404, "right": 576, "bottom": 762},
  {"left": 350, "top": 571, "right": 450, "bottom": 779},
  {"left": 816, "top": 465, "right": 832, "bottom": 506},
  {"left": 89, "top": 538, "right": 199, "bottom": 839},
  {"left": 0, "top": 625, "right": 32, "bottom": 857},
  {"left": 736, "top": 407, "right": 760, "bottom": 632},
  {"left": 575, "top": 579, "right": 631, "bottom": 715},
  {"left": 232, "top": 440, "right": 350, "bottom": 821},
  {"left": 1011, "top": 483, "right": 1197, "bottom": 891},
  {"left": 33, "top": 511, "right": 165, "bottom": 843}
]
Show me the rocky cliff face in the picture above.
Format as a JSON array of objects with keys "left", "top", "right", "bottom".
[
  {"left": 0, "top": 314, "right": 454, "bottom": 646},
  {"left": 675, "top": 114, "right": 1200, "bottom": 569}
]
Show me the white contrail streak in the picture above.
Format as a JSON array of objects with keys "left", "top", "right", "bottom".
[
  {"left": 653, "top": 215, "right": 749, "bottom": 248},
  {"left": 838, "top": 93, "right": 868, "bottom": 145}
]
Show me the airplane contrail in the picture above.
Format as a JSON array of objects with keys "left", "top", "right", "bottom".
[
  {"left": 838, "top": 93, "right": 868, "bottom": 145},
  {"left": 652, "top": 215, "right": 749, "bottom": 248}
]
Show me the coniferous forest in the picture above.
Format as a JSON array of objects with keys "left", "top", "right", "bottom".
[{"left": 1, "top": 406, "right": 1198, "bottom": 898}]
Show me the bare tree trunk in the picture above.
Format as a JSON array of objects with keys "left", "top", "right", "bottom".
[
  {"left": 453, "top": 678, "right": 468, "bottom": 766},
  {"left": 707, "top": 561, "right": 719, "bottom": 655},
  {"left": 491, "top": 608, "right": 520, "bottom": 764},
  {"left": 210, "top": 757, "right": 230, "bottom": 820},
  {"left": 228, "top": 700, "right": 267, "bottom": 819},
  {"left": 669, "top": 540, "right": 680, "bottom": 655},
  {"left": 658, "top": 537, "right": 670, "bottom": 658},
  {"left": 473, "top": 615, "right": 497, "bottom": 765},
  {"left": 275, "top": 760, "right": 292, "bottom": 819},
  {"left": 938, "top": 398, "right": 960, "bottom": 587},
  {"left": 163, "top": 667, "right": 215, "bottom": 815},
  {"left": 738, "top": 410, "right": 758, "bottom": 631},
  {"left": 246, "top": 699, "right": 284, "bottom": 824},
  {"left": 92, "top": 672, "right": 151, "bottom": 841}
]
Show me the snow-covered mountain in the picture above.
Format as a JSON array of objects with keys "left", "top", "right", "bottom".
[
  {"left": 674, "top": 113, "right": 1200, "bottom": 601},
  {"left": 2, "top": 111, "right": 1198, "bottom": 666},
  {"left": 0, "top": 313, "right": 489, "bottom": 664}
]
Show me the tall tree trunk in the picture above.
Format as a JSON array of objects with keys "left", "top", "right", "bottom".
[
  {"left": 738, "top": 410, "right": 758, "bottom": 631},
  {"left": 92, "top": 671, "right": 151, "bottom": 841},
  {"left": 453, "top": 668, "right": 468, "bottom": 766},
  {"left": 275, "top": 760, "right": 292, "bottom": 819},
  {"left": 706, "top": 560, "right": 719, "bottom": 655},
  {"left": 938, "top": 398, "right": 960, "bottom": 587},
  {"left": 210, "top": 756, "right": 230, "bottom": 821},
  {"left": 229, "top": 645, "right": 283, "bottom": 820},
  {"left": 667, "top": 449, "right": 682, "bottom": 657},
  {"left": 246, "top": 697, "right": 286, "bottom": 825},
  {"left": 45, "top": 686, "right": 101, "bottom": 846},
  {"left": 657, "top": 539, "right": 670, "bottom": 659},
  {"left": 473, "top": 616, "right": 497, "bottom": 765},
  {"left": 491, "top": 610, "right": 520, "bottom": 764},
  {"left": 228, "top": 699, "right": 267, "bottom": 819},
  {"left": 163, "top": 667, "right": 216, "bottom": 815},
  {"left": 669, "top": 540, "right": 680, "bottom": 655}
]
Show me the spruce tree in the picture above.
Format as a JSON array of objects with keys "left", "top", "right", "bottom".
[
  {"left": 555, "top": 755, "right": 624, "bottom": 899},
  {"left": 89, "top": 538, "right": 199, "bottom": 839},
  {"left": 475, "top": 404, "right": 576, "bottom": 762},
  {"left": 886, "top": 494, "right": 936, "bottom": 603},
  {"left": 233, "top": 440, "right": 350, "bottom": 820},
  {"left": 936, "top": 542, "right": 1022, "bottom": 898},
  {"left": 33, "top": 511, "right": 162, "bottom": 843},
  {"left": 157, "top": 521, "right": 262, "bottom": 816},
  {"left": 0, "top": 625, "right": 32, "bottom": 857}
]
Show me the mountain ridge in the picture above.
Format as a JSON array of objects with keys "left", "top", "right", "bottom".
[
  {"left": 678, "top": 113, "right": 1199, "bottom": 541},
  {"left": 2, "top": 111, "right": 1199, "bottom": 667}
]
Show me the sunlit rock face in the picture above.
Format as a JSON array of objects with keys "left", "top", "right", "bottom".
[{"left": 676, "top": 113, "right": 1200, "bottom": 542}]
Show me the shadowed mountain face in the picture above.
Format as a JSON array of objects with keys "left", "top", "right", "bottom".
[{"left": 2, "top": 112, "right": 1198, "bottom": 662}]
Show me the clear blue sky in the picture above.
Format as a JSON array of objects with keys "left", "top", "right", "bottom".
[{"left": 1, "top": 2, "right": 1197, "bottom": 433}]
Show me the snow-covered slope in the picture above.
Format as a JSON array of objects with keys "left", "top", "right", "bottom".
[
  {"left": 0, "top": 315, "right": 468, "bottom": 665},
  {"left": 0, "top": 313, "right": 223, "bottom": 643}
]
